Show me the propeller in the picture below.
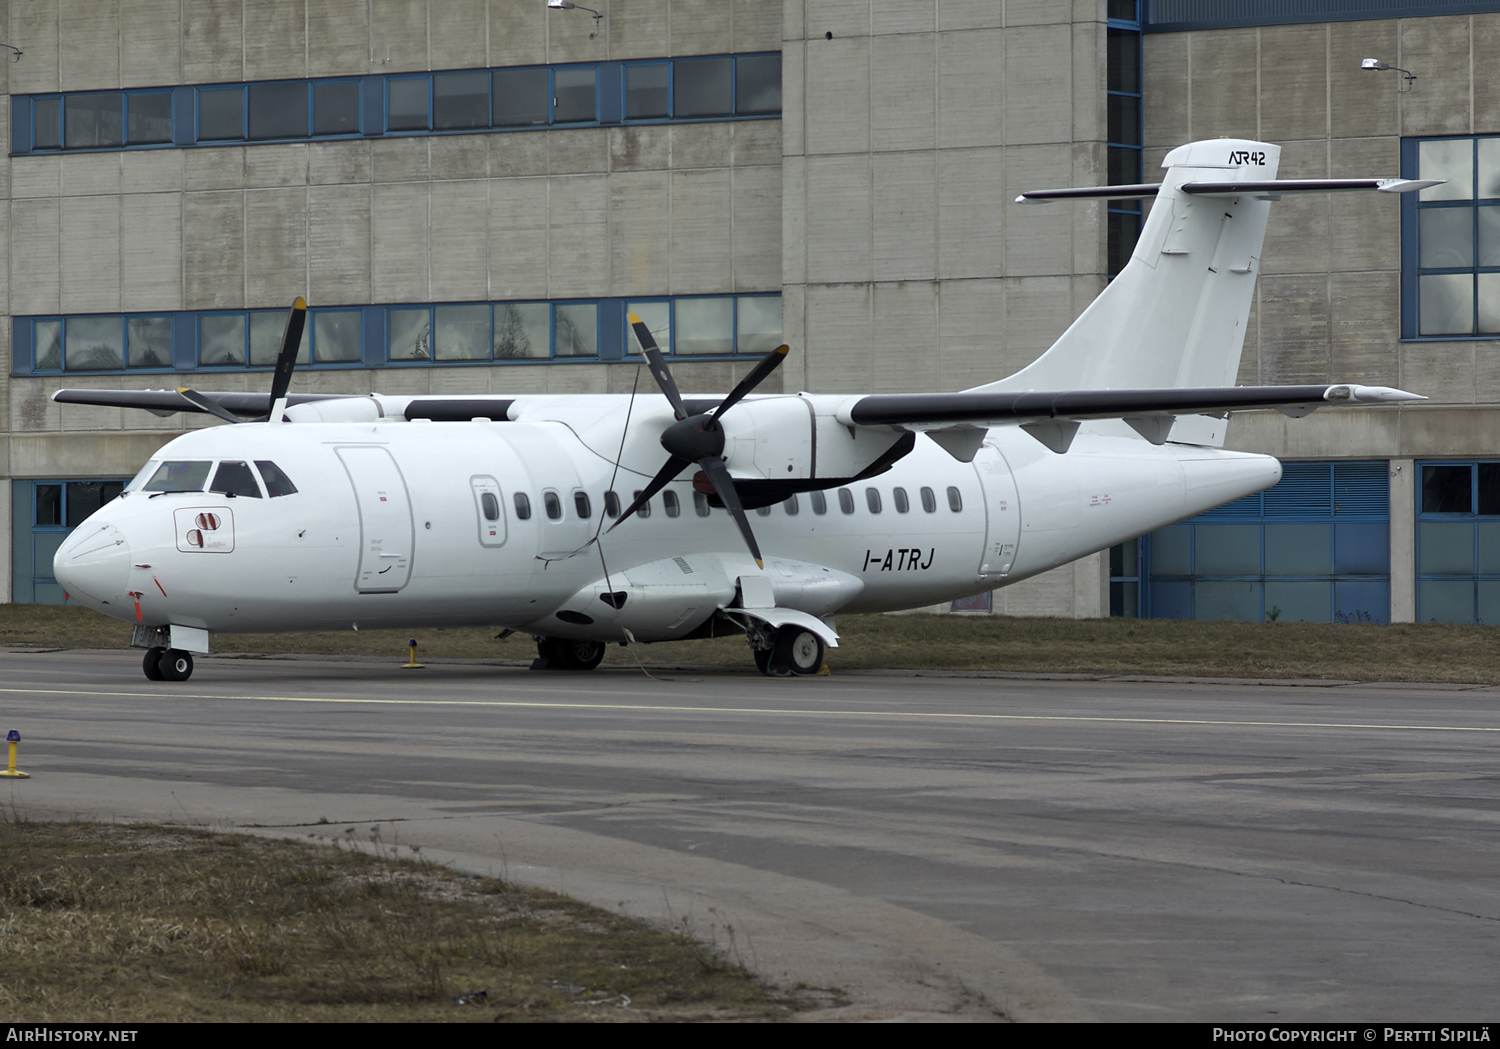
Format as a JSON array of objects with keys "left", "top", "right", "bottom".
[
  {"left": 609, "top": 312, "right": 789, "bottom": 569},
  {"left": 175, "top": 297, "right": 308, "bottom": 424}
]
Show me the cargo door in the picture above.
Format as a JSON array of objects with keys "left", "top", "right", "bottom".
[{"left": 975, "top": 445, "right": 1020, "bottom": 579}]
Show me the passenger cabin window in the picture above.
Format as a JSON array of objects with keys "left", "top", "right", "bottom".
[
  {"left": 838, "top": 488, "right": 855, "bottom": 514},
  {"left": 210, "top": 460, "right": 263, "bottom": 498},
  {"left": 604, "top": 491, "right": 621, "bottom": 517},
  {"left": 865, "top": 487, "right": 882, "bottom": 513},
  {"left": 947, "top": 486, "right": 963, "bottom": 512},
  {"left": 784, "top": 494, "right": 799, "bottom": 515},
  {"left": 254, "top": 460, "right": 298, "bottom": 497},
  {"left": 514, "top": 492, "right": 532, "bottom": 520},
  {"left": 480, "top": 492, "right": 500, "bottom": 520},
  {"left": 144, "top": 460, "right": 211, "bottom": 493},
  {"left": 694, "top": 491, "right": 711, "bottom": 517},
  {"left": 810, "top": 490, "right": 827, "bottom": 515},
  {"left": 574, "top": 491, "right": 592, "bottom": 518},
  {"left": 893, "top": 487, "right": 909, "bottom": 513},
  {"left": 921, "top": 486, "right": 937, "bottom": 513},
  {"left": 756, "top": 504, "right": 772, "bottom": 517},
  {"left": 632, "top": 490, "right": 652, "bottom": 518},
  {"left": 663, "top": 491, "right": 679, "bottom": 517},
  {"left": 543, "top": 490, "right": 562, "bottom": 520}
]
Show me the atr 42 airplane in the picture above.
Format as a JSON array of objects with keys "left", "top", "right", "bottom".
[{"left": 52, "top": 139, "right": 1431, "bottom": 682}]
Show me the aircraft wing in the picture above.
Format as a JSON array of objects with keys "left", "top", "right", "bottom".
[
  {"left": 52, "top": 388, "right": 349, "bottom": 418},
  {"left": 841, "top": 383, "right": 1424, "bottom": 456}
]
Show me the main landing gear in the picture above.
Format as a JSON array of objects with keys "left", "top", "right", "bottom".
[
  {"left": 750, "top": 624, "right": 826, "bottom": 678},
  {"left": 535, "top": 637, "right": 607, "bottom": 671},
  {"left": 142, "top": 647, "right": 194, "bottom": 682}
]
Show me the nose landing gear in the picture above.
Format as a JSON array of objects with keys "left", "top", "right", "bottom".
[{"left": 142, "top": 647, "right": 193, "bottom": 682}]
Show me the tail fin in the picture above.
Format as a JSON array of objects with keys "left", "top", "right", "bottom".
[{"left": 971, "top": 140, "right": 1282, "bottom": 441}]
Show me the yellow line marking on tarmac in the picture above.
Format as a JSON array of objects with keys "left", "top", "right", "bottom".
[{"left": 1, "top": 687, "right": 1497, "bottom": 734}]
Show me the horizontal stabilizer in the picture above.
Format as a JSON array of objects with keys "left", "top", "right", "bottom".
[
  {"left": 1017, "top": 177, "right": 1439, "bottom": 204},
  {"left": 843, "top": 384, "right": 1423, "bottom": 429}
]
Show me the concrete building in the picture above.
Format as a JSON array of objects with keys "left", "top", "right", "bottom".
[{"left": 4, "top": 0, "right": 1499, "bottom": 626}]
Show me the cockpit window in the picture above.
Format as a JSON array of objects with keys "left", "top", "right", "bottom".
[
  {"left": 127, "top": 460, "right": 158, "bottom": 491},
  {"left": 210, "top": 460, "right": 263, "bottom": 498},
  {"left": 255, "top": 461, "right": 299, "bottom": 497},
  {"left": 143, "top": 460, "right": 212, "bottom": 493}
]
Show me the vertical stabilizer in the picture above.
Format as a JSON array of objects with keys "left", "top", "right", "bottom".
[{"left": 970, "top": 140, "right": 1281, "bottom": 443}]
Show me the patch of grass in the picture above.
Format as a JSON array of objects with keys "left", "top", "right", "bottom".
[
  {"left": 6, "top": 603, "right": 1500, "bottom": 684},
  {"left": 0, "top": 821, "right": 794, "bottom": 1022}
]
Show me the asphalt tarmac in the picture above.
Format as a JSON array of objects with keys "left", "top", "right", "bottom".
[{"left": 3, "top": 648, "right": 1498, "bottom": 1022}]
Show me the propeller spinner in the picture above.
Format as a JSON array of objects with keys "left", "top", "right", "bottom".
[{"left": 609, "top": 313, "right": 789, "bottom": 569}]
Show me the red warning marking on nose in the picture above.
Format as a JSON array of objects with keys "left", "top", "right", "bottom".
[
  {"left": 187, "top": 529, "right": 203, "bottom": 548},
  {"left": 195, "top": 513, "right": 221, "bottom": 531}
]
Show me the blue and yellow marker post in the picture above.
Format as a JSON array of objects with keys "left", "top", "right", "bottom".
[{"left": 2, "top": 729, "right": 30, "bottom": 778}]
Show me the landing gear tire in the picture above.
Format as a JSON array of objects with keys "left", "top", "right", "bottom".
[
  {"left": 538, "top": 638, "right": 606, "bottom": 671},
  {"left": 773, "top": 626, "right": 825, "bottom": 676},
  {"left": 142, "top": 647, "right": 166, "bottom": 681},
  {"left": 159, "top": 649, "right": 194, "bottom": 682}
]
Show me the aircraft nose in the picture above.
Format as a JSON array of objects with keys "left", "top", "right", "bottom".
[{"left": 54, "top": 522, "right": 131, "bottom": 607}]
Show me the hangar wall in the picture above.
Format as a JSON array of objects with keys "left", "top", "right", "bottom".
[
  {"left": 1130, "top": 7, "right": 1500, "bottom": 625},
  {"left": 0, "top": 0, "right": 1120, "bottom": 617}
]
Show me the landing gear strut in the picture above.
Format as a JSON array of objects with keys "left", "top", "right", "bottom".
[{"left": 536, "top": 637, "right": 606, "bottom": 671}]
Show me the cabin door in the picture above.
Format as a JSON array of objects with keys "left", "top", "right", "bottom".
[{"left": 337, "top": 446, "right": 415, "bottom": 593}]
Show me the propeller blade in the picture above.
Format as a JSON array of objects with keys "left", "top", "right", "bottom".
[
  {"left": 711, "top": 344, "right": 790, "bottom": 421},
  {"left": 608, "top": 455, "right": 690, "bottom": 531},
  {"left": 268, "top": 297, "right": 308, "bottom": 409},
  {"left": 699, "top": 456, "right": 763, "bottom": 569},
  {"left": 176, "top": 388, "right": 243, "bottom": 425},
  {"left": 627, "top": 312, "right": 688, "bottom": 421}
]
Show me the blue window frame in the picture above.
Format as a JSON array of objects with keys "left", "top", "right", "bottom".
[
  {"left": 1415, "top": 460, "right": 1500, "bottom": 623},
  {"left": 1402, "top": 136, "right": 1500, "bottom": 339},
  {"left": 1116, "top": 462, "right": 1391, "bottom": 623},
  {"left": 13, "top": 53, "right": 780, "bottom": 156}
]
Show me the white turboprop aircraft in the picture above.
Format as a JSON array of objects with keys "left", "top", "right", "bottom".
[{"left": 53, "top": 139, "right": 1430, "bottom": 682}]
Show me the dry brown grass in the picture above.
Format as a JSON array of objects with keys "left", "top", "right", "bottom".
[
  {"left": 5, "top": 603, "right": 1500, "bottom": 684},
  {"left": 0, "top": 821, "right": 797, "bottom": 1022}
]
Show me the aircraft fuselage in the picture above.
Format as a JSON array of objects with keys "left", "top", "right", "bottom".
[{"left": 54, "top": 398, "right": 1281, "bottom": 644}]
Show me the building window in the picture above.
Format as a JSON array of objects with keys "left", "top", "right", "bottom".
[
  {"left": 19, "top": 295, "right": 780, "bottom": 375},
  {"left": 1404, "top": 137, "right": 1500, "bottom": 338},
  {"left": 1416, "top": 461, "right": 1500, "bottom": 623},
  {"left": 1107, "top": 2, "right": 1143, "bottom": 277},
  {"left": 622, "top": 296, "right": 781, "bottom": 358},
  {"left": 28, "top": 315, "right": 174, "bottom": 372},
  {"left": 15, "top": 54, "right": 780, "bottom": 155},
  {"left": 1120, "top": 462, "right": 1391, "bottom": 623},
  {"left": 18, "top": 479, "right": 127, "bottom": 605}
]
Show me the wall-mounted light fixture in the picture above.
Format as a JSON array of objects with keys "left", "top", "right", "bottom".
[
  {"left": 547, "top": 0, "right": 603, "bottom": 38},
  {"left": 1362, "top": 58, "right": 1415, "bottom": 92}
]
